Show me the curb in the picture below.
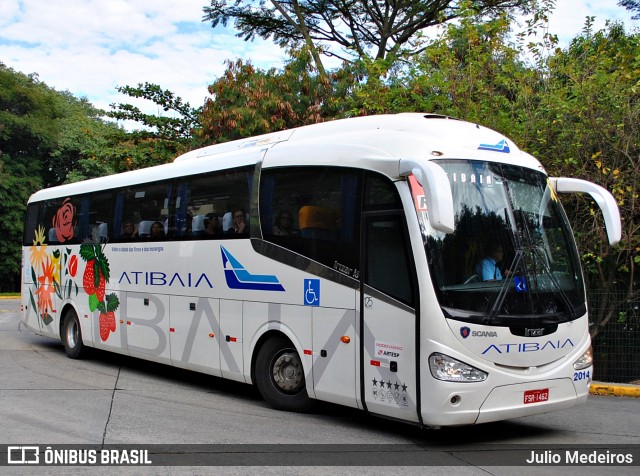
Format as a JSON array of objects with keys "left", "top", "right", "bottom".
[{"left": 589, "top": 382, "right": 640, "bottom": 398}]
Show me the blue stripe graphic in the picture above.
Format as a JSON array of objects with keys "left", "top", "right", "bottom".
[
  {"left": 221, "top": 246, "right": 285, "bottom": 291},
  {"left": 478, "top": 139, "right": 510, "bottom": 153}
]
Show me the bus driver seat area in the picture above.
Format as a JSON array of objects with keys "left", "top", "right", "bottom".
[{"left": 299, "top": 205, "right": 338, "bottom": 241}]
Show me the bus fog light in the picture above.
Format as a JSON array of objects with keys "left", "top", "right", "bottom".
[
  {"left": 573, "top": 346, "right": 593, "bottom": 370},
  {"left": 450, "top": 395, "right": 461, "bottom": 405},
  {"left": 429, "top": 353, "right": 487, "bottom": 382}
]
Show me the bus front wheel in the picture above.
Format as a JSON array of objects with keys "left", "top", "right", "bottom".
[
  {"left": 255, "top": 336, "right": 314, "bottom": 412},
  {"left": 62, "top": 309, "right": 85, "bottom": 359}
]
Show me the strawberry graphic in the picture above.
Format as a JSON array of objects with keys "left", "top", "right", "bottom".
[
  {"left": 95, "top": 273, "right": 106, "bottom": 301},
  {"left": 99, "top": 314, "right": 110, "bottom": 341},
  {"left": 80, "top": 244, "right": 110, "bottom": 298},
  {"left": 83, "top": 259, "right": 96, "bottom": 295},
  {"left": 80, "top": 243, "right": 113, "bottom": 340},
  {"left": 98, "top": 294, "right": 119, "bottom": 342}
]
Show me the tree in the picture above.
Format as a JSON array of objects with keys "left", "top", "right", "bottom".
[
  {"left": 336, "top": 15, "right": 639, "bottom": 344},
  {"left": 198, "top": 49, "right": 354, "bottom": 143},
  {"left": 618, "top": 0, "right": 640, "bottom": 19},
  {"left": 94, "top": 83, "right": 208, "bottom": 175},
  {"left": 202, "top": 0, "right": 534, "bottom": 75},
  {"left": 531, "top": 23, "right": 640, "bottom": 339},
  {"left": 107, "top": 83, "right": 201, "bottom": 142},
  {"left": 0, "top": 64, "right": 129, "bottom": 291}
]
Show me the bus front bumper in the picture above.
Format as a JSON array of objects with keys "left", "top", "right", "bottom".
[{"left": 475, "top": 377, "right": 583, "bottom": 424}]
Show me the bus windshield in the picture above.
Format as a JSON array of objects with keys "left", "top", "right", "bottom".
[{"left": 414, "top": 159, "right": 586, "bottom": 325}]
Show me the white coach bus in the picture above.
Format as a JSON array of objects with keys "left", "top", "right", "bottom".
[{"left": 21, "top": 113, "right": 621, "bottom": 427}]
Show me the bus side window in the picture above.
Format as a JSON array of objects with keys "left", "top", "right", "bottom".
[{"left": 259, "top": 166, "right": 360, "bottom": 273}]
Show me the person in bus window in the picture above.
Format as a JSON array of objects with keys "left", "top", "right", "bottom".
[
  {"left": 150, "top": 221, "right": 165, "bottom": 240},
  {"left": 476, "top": 244, "right": 509, "bottom": 281},
  {"left": 204, "top": 213, "right": 219, "bottom": 236},
  {"left": 232, "top": 209, "right": 247, "bottom": 234},
  {"left": 272, "top": 211, "right": 297, "bottom": 236},
  {"left": 121, "top": 220, "right": 137, "bottom": 239}
]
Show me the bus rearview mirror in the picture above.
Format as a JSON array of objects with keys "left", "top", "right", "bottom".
[
  {"left": 551, "top": 177, "right": 621, "bottom": 246},
  {"left": 400, "top": 159, "right": 455, "bottom": 234}
]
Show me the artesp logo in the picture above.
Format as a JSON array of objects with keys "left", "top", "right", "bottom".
[{"left": 460, "top": 326, "right": 471, "bottom": 339}]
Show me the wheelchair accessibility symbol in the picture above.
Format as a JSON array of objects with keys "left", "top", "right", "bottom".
[{"left": 304, "top": 279, "right": 320, "bottom": 306}]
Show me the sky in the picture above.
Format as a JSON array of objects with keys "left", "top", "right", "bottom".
[{"left": 1, "top": 0, "right": 638, "bottom": 124}]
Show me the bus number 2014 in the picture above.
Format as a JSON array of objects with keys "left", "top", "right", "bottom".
[{"left": 574, "top": 370, "right": 590, "bottom": 381}]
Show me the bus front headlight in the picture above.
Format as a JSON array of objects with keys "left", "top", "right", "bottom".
[
  {"left": 573, "top": 346, "right": 593, "bottom": 370},
  {"left": 429, "top": 352, "right": 488, "bottom": 382}
]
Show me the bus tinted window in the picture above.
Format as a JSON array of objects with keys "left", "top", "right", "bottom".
[
  {"left": 113, "top": 181, "right": 173, "bottom": 241},
  {"left": 364, "top": 173, "right": 402, "bottom": 210},
  {"left": 174, "top": 168, "right": 253, "bottom": 239},
  {"left": 75, "top": 191, "right": 112, "bottom": 243},
  {"left": 260, "top": 167, "right": 361, "bottom": 273}
]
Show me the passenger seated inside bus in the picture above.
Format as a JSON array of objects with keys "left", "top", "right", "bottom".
[
  {"left": 231, "top": 209, "right": 248, "bottom": 235},
  {"left": 204, "top": 213, "right": 219, "bottom": 236},
  {"left": 299, "top": 205, "right": 337, "bottom": 240},
  {"left": 120, "top": 220, "right": 137, "bottom": 239},
  {"left": 150, "top": 221, "right": 165, "bottom": 240},
  {"left": 272, "top": 211, "right": 298, "bottom": 236}
]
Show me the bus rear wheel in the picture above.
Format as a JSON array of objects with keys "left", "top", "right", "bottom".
[
  {"left": 255, "top": 336, "right": 314, "bottom": 412},
  {"left": 62, "top": 309, "right": 85, "bottom": 359}
]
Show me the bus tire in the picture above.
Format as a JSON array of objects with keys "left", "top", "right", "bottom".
[
  {"left": 255, "top": 336, "right": 314, "bottom": 412},
  {"left": 62, "top": 309, "right": 85, "bottom": 359}
]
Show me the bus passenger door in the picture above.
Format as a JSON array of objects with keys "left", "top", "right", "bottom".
[{"left": 361, "top": 213, "right": 420, "bottom": 423}]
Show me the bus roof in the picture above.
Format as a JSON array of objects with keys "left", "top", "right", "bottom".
[{"left": 28, "top": 113, "right": 544, "bottom": 203}]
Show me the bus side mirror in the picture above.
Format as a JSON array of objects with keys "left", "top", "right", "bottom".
[
  {"left": 400, "top": 159, "right": 455, "bottom": 234},
  {"left": 550, "top": 177, "right": 621, "bottom": 246}
]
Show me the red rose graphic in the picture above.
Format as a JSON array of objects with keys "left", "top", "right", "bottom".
[
  {"left": 53, "top": 198, "right": 75, "bottom": 243},
  {"left": 68, "top": 254, "right": 78, "bottom": 277}
]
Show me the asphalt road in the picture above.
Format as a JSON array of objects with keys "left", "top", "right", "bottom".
[{"left": 1, "top": 298, "right": 638, "bottom": 475}]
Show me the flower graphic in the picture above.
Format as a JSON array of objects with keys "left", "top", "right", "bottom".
[
  {"left": 68, "top": 254, "right": 78, "bottom": 277},
  {"left": 51, "top": 250, "right": 62, "bottom": 284},
  {"left": 53, "top": 198, "right": 76, "bottom": 243},
  {"left": 29, "top": 225, "right": 48, "bottom": 270},
  {"left": 27, "top": 226, "right": 80, "bottom": 326},
  {"left": 34, "top": 256, "right": 56, "bottom": 324}
]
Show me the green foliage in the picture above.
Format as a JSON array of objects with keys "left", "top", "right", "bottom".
[
  {"left": 531, "top": 23, "right": 640, "bottom": 336},
  {"left": 0, "top": 65, "right": 70, "bottom": 290},
  {"left": 202, "top": 0, "right": 534, "bottom": 72},
  {"left": 334, "top": 15, "right": 639, "bottom": 337},
  {"left": 2, "top": 4, "right": 639, "bottom": 343},
  {"left": 0, "top": 64, "right": 128, "bottom": 290},
  {"left": 198, "top": 49, "right": 355, "bottom": 143},
  {"left": 108, "top": 83, "right": 201, "bottom": 142},
  {"left": 618, "top": 0, "right": 640, "bottom": 19}
]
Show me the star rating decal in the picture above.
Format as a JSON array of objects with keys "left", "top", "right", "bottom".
[{"left": 371, "top": 379, "right": 408, "bottom": 394}]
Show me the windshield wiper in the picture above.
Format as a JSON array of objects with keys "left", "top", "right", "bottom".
[{"left": 487, "top": 249, "right": 523, "bottom": 323}]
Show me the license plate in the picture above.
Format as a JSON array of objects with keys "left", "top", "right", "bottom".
[{"left": 524, "top": 388, "right": 549, "bottom": 404}]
